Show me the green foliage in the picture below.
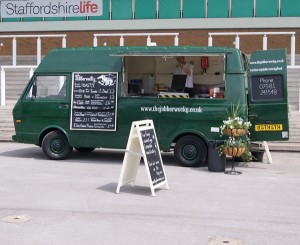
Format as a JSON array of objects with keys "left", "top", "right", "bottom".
[
  {"left": 218, "top": 137, "right": 246, "bottom": 156},
  {"left": 218, "top": 102, "right": 253, "bottom": 162},
  {"left": 220, "top": 103, "right": 251, "bottom": 136}
]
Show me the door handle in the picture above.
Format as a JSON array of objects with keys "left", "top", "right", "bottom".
[
  {"left": 59, "top": 103, "right": 69, "bottom": 109},
  {"left": 248, "top": 114, "right": 257, "bottom": 119}
]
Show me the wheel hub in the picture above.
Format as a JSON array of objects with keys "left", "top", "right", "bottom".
[
  {"left": 51, "top": 139, "right": 64, "bottom": 153},
  {"left": 182, "top": 145, "right": 197, "bottom": 160}
]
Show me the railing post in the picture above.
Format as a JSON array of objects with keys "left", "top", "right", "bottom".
[
  {"left": 291, "top": 34, "right": 296, "bottom": 67},
  {"left": 29, "top": 68, "right": 34, "bottom": 79},
  {"left": 120, "top": 35, "right": 124, "bottom": 46},
  {"left": 62, "top": 36, "right": 67, "bottom": 48},
  {"left": 12, "top": 37, "right": 17, "bottom": 67},
  {"left": 1, "top": 68, "right": 5, "bottom": 106},
  {"left": 147, "top": 35, "right": 151, "bottom": 46},
  {"left": 208, "top": 35, "right": 212, "bottom": 46},
  {"left": 93, "top": 36, "right": 98, "bottom": 47},
  {"left": 235, "top": 35, "right": 240, "bottom": 49},
  {"left": 174, "top": 35, "right": 179, "bottom": 46},
  {"left": 263, "top": 35, "right": 268, "bottom": 50},
  {"left": 37, "top": 36, "right": 41, "bottom": 65}
]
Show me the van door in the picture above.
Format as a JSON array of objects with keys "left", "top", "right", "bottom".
[
  {"left": 247, "top": 49, "right": 289, "bottom": 141},
  {"left": 20, "top": 74, "right": 70, "bottom": 143}
]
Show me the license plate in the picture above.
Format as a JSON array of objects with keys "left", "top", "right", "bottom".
[{"left": 255, "top": 124, "right": 283, "bottom": 131}]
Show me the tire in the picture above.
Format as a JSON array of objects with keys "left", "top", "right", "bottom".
[
  {"left": 42, "top": 130, "right": 73, "bottom": 160},
  {"left": 75, "top": 147, "right": 95, "bottom": 153},
  {"left": 174, "top": 135, "right": 208, "bottom": 167}
]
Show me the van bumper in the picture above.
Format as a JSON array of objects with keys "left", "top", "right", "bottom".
[{"left": 12, "top": 134, "right": 23, "bottom": 142}]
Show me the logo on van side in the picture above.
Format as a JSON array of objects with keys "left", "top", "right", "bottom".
[{"left": 97, "top": 75, "right": 116, "bottom": 86}]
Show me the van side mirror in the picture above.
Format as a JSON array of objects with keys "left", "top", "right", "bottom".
[{"left": 32, "top": 81, "right": 37, "bottom": 99}]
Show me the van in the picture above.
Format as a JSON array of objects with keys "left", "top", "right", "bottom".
[{"left": 12, "top": 46, "right": 289, "bottom": 167}]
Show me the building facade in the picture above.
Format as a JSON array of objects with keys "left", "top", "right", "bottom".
[{"left": 0, "top": 0, "right": 300, "bottom": 57}]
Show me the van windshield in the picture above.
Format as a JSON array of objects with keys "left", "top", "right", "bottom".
[{"left": 26, "top": 75, "right": 67, "bottom": 99}]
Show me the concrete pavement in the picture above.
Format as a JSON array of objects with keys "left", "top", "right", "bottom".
[{"left": 0, "top": 142, "right": 300, "bottom": 245}]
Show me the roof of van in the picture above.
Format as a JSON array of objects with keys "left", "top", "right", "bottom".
[{"left": 35, "top": 46, "right": 242, "bottom": 73}]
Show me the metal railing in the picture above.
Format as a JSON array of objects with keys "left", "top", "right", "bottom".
[
  {"left": 0, "top": 34, "right": 67, "bottom": 106},
  {"left": 1, "top": 65, "right": 37, "bottom": 106},
  {"left": 93, "top": 32, "right": 179, "bottom": 47},
  {"left": 0, "top": 34, "right": 67, "bottom": 66},
  {"left": 208, "top": 31, "right": 298, "bottom": 67}
]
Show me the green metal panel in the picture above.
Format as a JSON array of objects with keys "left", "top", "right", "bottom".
[
  {"left": 135, "top": 0, "right": 156, "bottom": 19},
  {"left": 112, "top": 0, "right": 132, "bottom": 20},
  {"left": 89, "top": 0, "right": 110, "bottom": 20},
  {"left": 231, "top": 0, "right": 253, "bottom": 17},
  {"left": 44, "top": 17, "right": 65, "bottom": 21},
  {"left": 66, "top": 17, "right": 86, "bottom": 21},
  {"left": 281, "top": 0, "right": 300, "bottom": 17},
  {"left": 2, "top": 18, "right": 21, "bottom": 22},
  {"left": 23, "top": 17, "right": 43, "bottom": 22},
  {"left": 159, "top": 0, "right": 181, "bottom": 19},
  {"left": 256, "top": 0, "right": 278, "bottom": 17},
  {"left": 207, "top": 0, "right": 229, "bottom": 18},
  {"left": 183, "top": 0, "right": 205, "bottom": 18},
  {"left": 248, "top": 49, "right": 289, "bottom": 141}
]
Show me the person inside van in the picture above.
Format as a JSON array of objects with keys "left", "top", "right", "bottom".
[{"left": 174, "top": 56, "right": 194, "bottom": 98}]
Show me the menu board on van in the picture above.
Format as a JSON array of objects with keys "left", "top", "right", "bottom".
[
  {"left": 70, "top": 72, "right": 118, "bottom": 131},
  {"left": 251, "top": 75, "right": 284, "bottom": 100},
  {"left": 248, "top": 49, "right": 286, "bottom": 101}
]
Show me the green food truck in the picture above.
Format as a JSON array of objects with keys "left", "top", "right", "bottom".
[{"left": 12, "top": 46, "right": 289, "bottom": 167}]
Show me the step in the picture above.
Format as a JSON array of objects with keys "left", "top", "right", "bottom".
[
  {"left": 267, "top": 142, "right": 300, "bottom": 151},
  {"left": 0, "top": 132, "right": 15, "bottom": 141}
]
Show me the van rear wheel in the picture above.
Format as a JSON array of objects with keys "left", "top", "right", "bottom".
[
  {"left": 174, "top": 136, "right": 207, "bottom": 167},
  {"left": 42, "top": 130, "right": 73, "bottom": 160}
]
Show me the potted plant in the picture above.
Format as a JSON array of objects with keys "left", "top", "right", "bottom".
[
  {"left": 218, "top": 103, "right": 252, "bottom": 174},
  {"left": 220, "top": 104, "right": 252, "bottom": 137},
  {"left": 219, "top": 137, "right": 246, "bottom": 157}
]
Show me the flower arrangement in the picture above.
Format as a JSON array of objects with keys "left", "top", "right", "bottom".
[
  {"left": 220, "top": 116, "right": 252, "bottom": 137},
  {"left": 218, "top": 103, "right": 252, "bottom": 160},
  {"left": 218, "top": 137, "right": 247, "bottom": 157},
  {"left": 220, "top": 103, "right": 252, "bottom": 137}
]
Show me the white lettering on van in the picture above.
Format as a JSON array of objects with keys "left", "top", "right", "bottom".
[{"left": 75, "top": 74, "right": 96, "bottom": 83}]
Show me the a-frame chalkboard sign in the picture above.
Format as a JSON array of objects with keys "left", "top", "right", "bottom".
[{"left": 116, "top": 120, "right": 169, "bottom": 196}]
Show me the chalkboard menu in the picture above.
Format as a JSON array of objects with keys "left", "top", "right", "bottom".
[
  {"left": 251, "top": 75, "right": 283, "bottom": 101},
  {"left": 70, "top": 72, "right": 118, "bottom": 131},
  {"left": 140, "top": 128, "right": 165, "bottom": 186}
]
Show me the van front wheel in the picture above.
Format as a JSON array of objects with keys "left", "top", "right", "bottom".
[
  {"left": 174, "top": 136, "right": 207, "bottom": 167},
  {"left": 42, "top": 130, "right": 73, "bottom": 160}
]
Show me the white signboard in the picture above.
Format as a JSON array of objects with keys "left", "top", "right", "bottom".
[
  {"left": 0, "top": 0, "right": 103, "bottom": 18},
  {"left": 116, "top": 120, "right": 169, "bottom": 197}
]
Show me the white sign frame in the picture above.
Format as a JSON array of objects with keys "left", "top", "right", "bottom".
[{"left": 116, "top": 120, "right": 169, "bottom": 197}]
